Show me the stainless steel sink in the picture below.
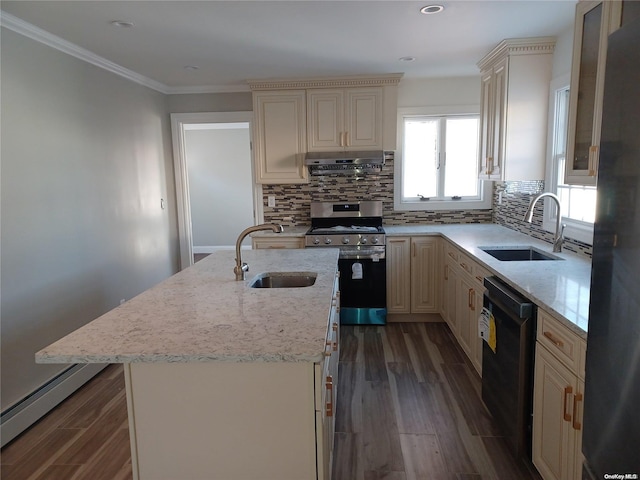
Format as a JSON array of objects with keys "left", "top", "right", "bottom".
[
  {"left": 249, "top": 272, "right": 317, "bottom": 288},
  {"left": 479, "top": 246, "right": 563, "bottom": 262}
]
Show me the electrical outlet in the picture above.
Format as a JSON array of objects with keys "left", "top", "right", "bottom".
[
  {"left": 267, "top": 195, "right": 276, "bottom": 208},
  {"left": 498, "top": 191, "right": 503, "bottom": 205}
]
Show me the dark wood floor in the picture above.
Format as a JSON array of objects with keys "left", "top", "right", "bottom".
[
  {"left": 332, "top": 323, "right": 541, "bottom": 480},
  {"left": 1, "top": 322, "right": 541, "bottom": 480}
]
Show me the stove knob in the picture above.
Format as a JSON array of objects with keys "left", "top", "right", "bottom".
[
  {"left": 312, "top": 237, "right": 320, "bottom": 245},
  {"left": 342, "top": 237, "right": 350, "bottom": 245},
  {"left": 371, "top": 236, "right": 380, "bottom": 245},
  {"left": 324, "top": 238, "right": 332, "bottom": 245},
  {"left": 361, "top": 237, "right": 368, "bottom": 244}
]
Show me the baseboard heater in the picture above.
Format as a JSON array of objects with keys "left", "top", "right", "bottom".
[{"left": 0, "top": 363, "right": 106, "bottom": 447}]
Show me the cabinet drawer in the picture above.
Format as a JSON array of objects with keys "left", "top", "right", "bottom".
[
  {"left": 457, "top": 252, "right": 474, "bottom": 276},
  {"left": 445, "top": 242, "right": 459, "bottom": 264},
  {"left": 472, "top": 264, "right": 490, "bottom": 289},
  {"left": 537, "top": 309, "right": 584, "bottom": 373},
  {"left": 252, "top": 237, "right": 304, "bottom": 249}
]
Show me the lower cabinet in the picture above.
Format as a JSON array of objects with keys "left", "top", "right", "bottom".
[
  {"left": 533, "top": 308, "right": 586, "bottom": 480},
  {"left": 316, "top": 276, "right": 340, "bottom": 480},
  {"left": 386, "top": 236, "right": 439, "bottom": 318},
  {"left": 442, "top": 240, "right": 487, "bottom": 376}
]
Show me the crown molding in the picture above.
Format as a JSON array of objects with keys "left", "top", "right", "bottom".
[
  {"left": 247, "top": 73, "right": 404, "bottom": 91},
  {"left": 477, "top": 36, "right": 556, "bottom": 70},
  {"left": 165, "top": 84, "right": 251, "bottom": 95},
  {"left": 1, "top": 11, "right": 170, "bottom": 93}
]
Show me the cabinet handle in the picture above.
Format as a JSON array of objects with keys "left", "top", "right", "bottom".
[
  {"left": 468, "top": 288, "right": 473, "bottom": 309},
  {"left": 469, "top": 289, "right": 476, "bottom": 311},
  {"left": 543, "top": 331, "right": 565, "bottom": 348},
  {"left": 448, "top": 251, "right": 456, "bottom": 260},
  {"left": 460, "top": 262, "right": 468, "bottom": 270},
  {"left": 487, "top": 156, "right": 494, "bottom": 175},
  {"left": 572, "top": 392, "right": 583, "bottom": 431},
  {"left": 476, "top": 275, "right": 483, "bottom": 283},
  {"left": 333, "top": 322, "right": 338, "bottom": 332},
  {"left": 326, "top": 376, "right": 334, "bottom": 417},
  {"left": 444, "top": 264, "right": 449, "bottom": 281},
  {"left": 324, "top": 341, "right": 332, "bottom": 357},
  {"left": 563, "top": 386, "right": 573, "bottom": 422},
  {"left": 588, "top": 145, "right": 598, "bottom": 176}
]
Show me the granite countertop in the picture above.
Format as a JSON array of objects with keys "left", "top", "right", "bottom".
[
  {"left": 36, "top": 249, "right": 340, "bottom": 364},
  {"left": 385, "top": 224, "right": 591, "bottom": 338}
]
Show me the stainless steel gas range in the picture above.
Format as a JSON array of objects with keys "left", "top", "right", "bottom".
[{"left": 305, "top": 201, "right": 386, "bottom": 325}]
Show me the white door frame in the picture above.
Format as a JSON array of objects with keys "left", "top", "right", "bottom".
[{"left": 170, "top": 112, "right": 262, "bottom": 270}]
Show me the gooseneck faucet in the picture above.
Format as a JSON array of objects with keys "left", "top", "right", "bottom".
[
  {"left": 523, "top": 192, "right": 565, "bottom": 253},
  {"left": 234, "top": 223, "right": 284, "bottom": 280}
]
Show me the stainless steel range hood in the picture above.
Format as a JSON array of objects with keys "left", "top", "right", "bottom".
[{"left": 304, "top": 150, "right": 389, "bottom": 176}]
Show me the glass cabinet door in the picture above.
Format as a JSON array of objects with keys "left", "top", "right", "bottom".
[{"left": 565, "top": 1, "right": 622, "bottom": 185}]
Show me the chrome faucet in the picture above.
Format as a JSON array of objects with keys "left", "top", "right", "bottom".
[
  {"left": 234, "top": 223, "right": 284, "bottom": 280},
  {"left": 523, "top": 192, "right": 565, "bottom": 253}
]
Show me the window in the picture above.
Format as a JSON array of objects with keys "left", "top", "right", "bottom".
[
  {"left": 395, "top": 107, "right": 490, "bottom": 211},
  {"left": 544, "top": 79, "right": 596, "bottom": 243}
]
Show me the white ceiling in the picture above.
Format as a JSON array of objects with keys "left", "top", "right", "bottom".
[{"left": 1, "top": 0, "right": 577, "bottom": 92}]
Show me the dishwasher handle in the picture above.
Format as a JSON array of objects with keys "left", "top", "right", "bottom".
[{"left": 483, "top": 276, "right": 533, "bottom": 319}]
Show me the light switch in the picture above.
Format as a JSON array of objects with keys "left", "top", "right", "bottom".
[{"left": 267, "top": 195, "right": 276, "bottom": 208}]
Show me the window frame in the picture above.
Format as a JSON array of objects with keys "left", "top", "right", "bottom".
[
  {"left": 543, "top": 74, "right": 595, "bottom": 245},
  {"left": 394, "top": 106, "right": 491, "bottom": 212}
]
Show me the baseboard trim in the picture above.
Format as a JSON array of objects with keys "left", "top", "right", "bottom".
[{"left": 1, "top": 363, "right": 107, "bottom": 447}]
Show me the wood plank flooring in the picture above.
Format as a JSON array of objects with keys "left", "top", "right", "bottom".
[
  {"left": 333, "top": 323, "right": 542, "bottom": 480},
  {"left": 1, "top": 322, "right": 542, "bottom": 480}
]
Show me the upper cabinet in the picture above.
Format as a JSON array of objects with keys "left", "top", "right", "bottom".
[
  {"left": 565, "top": 1, "right": 622, "bottom": 185},
  {"left": 248, "top": 74, "right": 402, "bottom": 184},
  {"left": 307, "top": 87, "right": 383, "bottom": 151},
  {"left": 477, "top": 37, "right": 556, "bottom": 181},
  {"left": 252, "top": 90, "right": 308, "bottom": 184}
]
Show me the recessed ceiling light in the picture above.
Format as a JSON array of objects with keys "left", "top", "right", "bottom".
[
  {"left": 420, "top": 5, "right": 444, "bottom": 15},
  {"left": 110, "top": 20, "right": 134, "bottom": 28},
  {"left": 183, "top": 65, "right": 200, "bottom": 71},
  {"left": 399, "top": 56, "right": 416, "bottom": 62}
]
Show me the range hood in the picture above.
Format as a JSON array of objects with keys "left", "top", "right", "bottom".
[{"left": 304, "top": 150, "right": 389, "bottom": 176}]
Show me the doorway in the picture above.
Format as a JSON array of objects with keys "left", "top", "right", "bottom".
[{"left": 171, "top": 112, "right": 262, "bottom": 269}]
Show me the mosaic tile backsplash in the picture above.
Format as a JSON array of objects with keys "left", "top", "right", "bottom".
[
  {"left": 262, "top": 158, "right": 592, "bottom": 258},
  {"left": 492, "top": 181, "right": 593, "bottom": 257}
]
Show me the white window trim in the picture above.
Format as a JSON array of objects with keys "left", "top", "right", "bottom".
[
  {"left": 394, "top": 105, "right": 492, "bottom": 211},
  {"left": 543, "top": 74, "right": 594, "bottom": 245}
]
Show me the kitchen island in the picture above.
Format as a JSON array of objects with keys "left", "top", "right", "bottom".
[{"left": 36, "top": 248, "right": 341, "bottom": 480}]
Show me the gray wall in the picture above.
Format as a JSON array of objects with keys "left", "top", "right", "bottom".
[
  {"left": 185, "top": 126, "right": 254, "bottom": 248},
  {"left": 167, "top": 92, "right": 253, "bottom": 113},
  {"left": 0, "top": 28, "right": 179, "bottom": 410}
]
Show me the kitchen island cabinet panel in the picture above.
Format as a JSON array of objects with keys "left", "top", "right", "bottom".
[{"left": 125, "top": 362, "right": 318, "bottom": 480}]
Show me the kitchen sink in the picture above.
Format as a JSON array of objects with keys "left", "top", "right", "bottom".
[
  {"left": 479, "top": 246, "right": 563, "bottom": 262},
  {"left": 249, "top": 272, "right": 317, "bottom": 288}
]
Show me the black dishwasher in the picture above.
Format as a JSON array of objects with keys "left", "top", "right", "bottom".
[{"left": 481, "top": 276, "right": 536, "bottom": 460}]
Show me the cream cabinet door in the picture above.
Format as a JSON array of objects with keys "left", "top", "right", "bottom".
[
  {"left": 344, "top": 88, "right": 383, "bottom": 150},
  {"left": 386, "top": 237, "right": 411, "bottom": 314},
  {"left": 253, "top": 90, "right": 308, "bottom": 184},
  {"left": 307, "top": 89, "right": 344, "bottom": 151},
  {"left": 410, "top": 237, "right": 439, "bottom": 313},
  {"left": 565, "top": 1, "right": 622, "bottom": 185},
  {"left": 307, "top": 87, "right": 383, "bottom": 152},
  {"left": 533, "top": 344, "right": 582, "bottom": 480}
]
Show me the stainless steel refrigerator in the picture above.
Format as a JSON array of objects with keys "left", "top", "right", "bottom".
[{"left": 583, "top": 16, "right": 640, "bottom": 479}]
